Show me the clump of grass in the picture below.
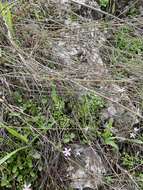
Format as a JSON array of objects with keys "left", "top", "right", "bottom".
[
  {"left": 106, "top": 24, "right": 143, "bottom": 82},
  {"left": 100, "top": 12, "right": 143, "bottom": 189},
  {"left": 115, "top": 26, "right": 143, "bottom": 55},
  {"left": 0, "top": 84, "right": 105, "bottom": 189},
  {"left": 1, "top": 148, "right": 41, "bottom": 189}
]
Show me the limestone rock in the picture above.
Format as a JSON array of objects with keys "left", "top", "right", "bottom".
[{"left": 67, "top": 145, "right": 106, "bottom": 190}]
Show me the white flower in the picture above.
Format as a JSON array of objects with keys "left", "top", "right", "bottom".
[
  {"left": 130, "top": 133, "right": 136, "bottom": 139},
  {"left": 134, "top": 127, "right": 139, "bottom": 133},
  {"left": 63, "top": 147, "right": 71, "bottom": 157},
  {"left": 75, "top": 151, "right": 81, "bottom": 156},
  {"left": 23, "top": 183, "right": 31, "bottom": 190}
]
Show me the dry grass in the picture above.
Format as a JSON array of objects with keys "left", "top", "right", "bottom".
[{"left": 0, "top": 1, "right": 143, "bottom": 190}]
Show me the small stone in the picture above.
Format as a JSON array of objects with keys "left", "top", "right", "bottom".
[{"left": 108, "top": 106, "right": 117, "bottom": 116}]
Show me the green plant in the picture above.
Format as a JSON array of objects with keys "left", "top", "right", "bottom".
[
  {"left": 101, "top": 119, "right": 118, "bottom": 150},
  {"left": 0, "top": 98, "right": 47, "bottom": 189},
  {"left": 137, "top": 173, "right": 143, "bottom": 189},
  {"left": 121, "top": 153, "right": 143, "bottom": 169},
  {"left": 110, "top": 24, "right": 143, "bottom": 82},
  {"left": 63, "top": 132, "right": 76, "bottom": 144},
  {"left": 122, "top": 153, "right": 135, "bottom": 169},
  {"left": 99, "top": 0, "right": 109, "bottom": 7},
  {"left": 115, "top": 26, "right": 143, "bottom": 55},
  {"left": 0, "top": 1, "right": 13, "bottom": 33},
  {"left": 76, "top": 93, "right": 104, "bottom": 125},
  {"left": 0, "top": 122, "right": 41, "bottom": 189},
  {"left": 1, "top": 86, "right": 105, "bottom": 188},
  {"left": 0, "top": 146, "right": 28, "bottom": 166},
  {"left": 104, "top": 175, "right": 114, "bottom": 184},
  {"left": 51, "top": 85, "right": 71, "bottom": 128},
  {"left": 1, "top": 149, "right": 41, "bottom": 189},
  {"left": 127, "top": 7, "right": 139, "bottom": 17}
]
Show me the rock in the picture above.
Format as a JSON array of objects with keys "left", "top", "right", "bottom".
[
  {"left": 50, "top": 0, "right": 140, "bottom": 138},
  {"left": 67, "top": 145, "right": 106, "bottom": 190},
  {"left": 52, "top": 20, "right": 107, "bottom": 80}
]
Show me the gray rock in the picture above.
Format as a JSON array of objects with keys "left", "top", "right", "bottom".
[
  {"left": 50, "top": 0, "right": 140, "bottom": 138},
  {"left": 67, "top": 145, "right": 106, "bottom": 190}
]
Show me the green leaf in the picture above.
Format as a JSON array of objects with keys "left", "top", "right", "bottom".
[
  {"left": 27, "top": 159, "right": 33, "bottom": 168},
  {"left": 9, "top": 112, "right": 21, "bottom": 117},
  {"left": 70, "top": 133, "right": 76, "bottom": 139},
  {"left": 30, "top": 171, "right": 36, "bottom": 177},
  {"left": 0, "top": 2, "right": 13, "bottom": 33},
  {"left": 0, "top": 137, "right": 3, "bottom": 142},
  {"left": 105, "top": 138, "right": 118, "bottom": 150},
  {"left": 1, "top": 178, "right": 9, "bottom": 187},
  {"left": 112, "top": 136, "right": 143, "bottom": 145},
  {"left": 13, "top": 171, "right": 19, "bottom": 178},
  {"left": 100, "top": 0, "right": 109, "bottom": 7},
  {"left": 0, "top": 123, "right": 29, "bottom": 143},
  {"left": 128, "top": 139, "right": 143, "bottom": 144},
  {"left": 6, "top": 128, "right": 29, "bottom": 143},
  {"left": 19, "top": 165, "right": 23, "bottom": 170},
  {"left": 12, "top": 165, "right": 17, "bottom": 173},
  {"left": 17, "top": 175, "right": 23, "bottom": 182},
  {"left": 32, "top": 152, "right": 41, "bottom": 159},
  {"left": 63, "top": 137, "right": 70, "bottom": 144},
  {"left": 63, "top": 133, "right": 75, "bottom": 143},
  {"left": 0, "top": 146, "right": 27, "bottom": 165}
]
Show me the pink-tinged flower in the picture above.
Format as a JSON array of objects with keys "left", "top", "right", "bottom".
[{"left": 63, "top": 147, "right": 71, "bottom": 157}]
